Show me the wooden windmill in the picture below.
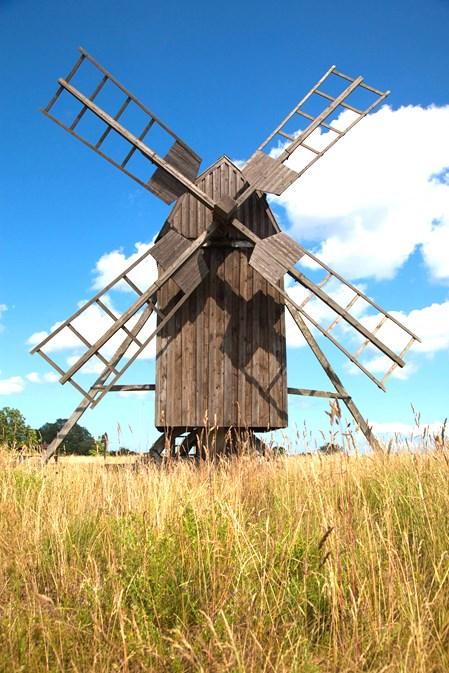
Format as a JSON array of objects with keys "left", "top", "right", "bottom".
[{"left": 34, "top": 48, "right": 420, "bottom": 461}]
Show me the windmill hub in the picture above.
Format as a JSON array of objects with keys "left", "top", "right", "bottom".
[
  {"left": 34, "top": 49, "right": 420, "bottom": 463},
  {"left": 213, "top": 194, "right": 238, "bottom": 222}
]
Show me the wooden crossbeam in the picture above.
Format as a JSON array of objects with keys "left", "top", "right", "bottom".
[
  {"left": 93, "top": 384, "right": 156, "bottom": 392},
  {"left": 122, "top": 274, "right": 143, "bottom": 295},
  {"left": 95, "top": 96, "right": 132, "bottom": 149},
  {"left": 332, "top": 68, "right": 385, "bottom": 95},
  {"left": 381, "top": 337, "right": 416, "bottom": 385},
  {"left": 66, "top": 323, "right": 120, "bottom": 375},
  {"left": 90, "top": 385, "right": 350, "bottom": 399},
  {"left": 301, "top": 142, "right": 321, "bottom": 154},
  {"left": 121, "top": 118, "right": 155, "bottom": 167},
  {"left": 43, "top": 53, "right": 85, "bottom": 113},
  {"left": 287, "top": 387, "right": 350, "bottom": 399},
  {"left": 295, "top": 109, "right": 344, "bottom": 135},
  {"left": 298, "top": 273, "right": 332, "bottom": 309},
  {"left": 70, "top": 75, "right": 108, "bottom": 131},
  {"left": 325, "top": 293, "right": 359, "bottom": 333},
  {"left": 286, "top": 304, "right": 383, "bottom": 453},
  {"left": 353, "top": 315, "right": 388, "bottom": 359},
  {"left": 314, "top": 89, "right": 364, "bottom": 115},
  {"left": 37, "top": 349, "right": 95, "bottom": 403},
  {"left": 94, "top": 298, "right": 145, "bottom": 347}
]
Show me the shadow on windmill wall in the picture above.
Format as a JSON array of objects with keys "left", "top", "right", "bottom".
[{"left": 155, "top": 247, "right": 288, "bottom": 429}]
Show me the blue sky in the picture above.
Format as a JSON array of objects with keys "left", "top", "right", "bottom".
[{"left": 1, "top": 0, "right": 449, "bottom": 451}]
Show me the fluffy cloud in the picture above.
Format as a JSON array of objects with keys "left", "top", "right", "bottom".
[
  {"left": 372, "top": 420, "right": 445, "bottom": 436},
  {"left": 92, "top": 241, "right": 157, "bottom": 292},
  {"left": 274, "top": 104, "right": 449, "bottom": 282},
  {"left": 117, "top": 390, "right": 150, "bottom": 399},
  {"left": 0, "top": 375, "right": 25, "bottom": 395},
  {"left": 25, "top": 372, "right": 59, "bottom": 384},
  {"left": 0, "top": 370, "right": 59, "bottom": 396}
]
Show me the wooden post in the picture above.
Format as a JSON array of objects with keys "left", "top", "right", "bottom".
[
  {"left": 43, "top": 397, "right": 91, "bottom": 464},
  {"left": 287, "top": 302, "right": 383, "bottom": 453}
]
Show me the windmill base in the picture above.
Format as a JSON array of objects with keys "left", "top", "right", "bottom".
[{"left": 146, "top": 427, "right": 270, "bottom": 464}]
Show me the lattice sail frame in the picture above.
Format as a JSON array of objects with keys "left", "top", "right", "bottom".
[
  {"left": 242, "top": 65, "right": 390, "bottom": 195},
  {"left": 277, "top": 245, "right": 419, "bottom": 388},
  {"left": 43, "top": 48, "right": 202, "bottom": 204}
]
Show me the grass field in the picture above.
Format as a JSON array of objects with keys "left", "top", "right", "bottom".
[{"left": 1, "top": 447, "right": 448, "bottom": 672}]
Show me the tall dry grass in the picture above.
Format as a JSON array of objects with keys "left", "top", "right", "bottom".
[{"left": 0, "top": 448, "right": 448, "bottom": 672}]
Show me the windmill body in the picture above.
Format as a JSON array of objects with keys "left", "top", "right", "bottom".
[
  {"left": 155, "top": 156, "right": 287, "bottom": 431},
  {"left": 33, "top": 49, "right": 420, "bottom": 461}
]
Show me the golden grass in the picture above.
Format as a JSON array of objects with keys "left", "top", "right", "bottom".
[{"left": 0, "top": 448, "right": 448, "bottom": 672}]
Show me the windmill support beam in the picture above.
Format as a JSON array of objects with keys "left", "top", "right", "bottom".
[
  {"left": 43, "top": 397, "right": 91, "bottom": 464},
  {"left": 91, "top": 384, "right": 348, "bottom": 399},
  {"left": 287, "top": 388, "right": 350, "bottom": 400},
  {"left": 286, "top": 302, "right": 383, "bottom": 453},
  {"left": 93, "top": 384, "right": 156, "bottom": 392}
]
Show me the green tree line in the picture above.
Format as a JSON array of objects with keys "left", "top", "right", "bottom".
[{"left": 0, "top": 406, "right": 97, "bottom": 455}]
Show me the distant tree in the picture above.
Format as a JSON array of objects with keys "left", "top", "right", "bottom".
[
  {"left": 0, "top": 407, "right": 38, "bottom": 449},
  {"left": 109, "top": 447, "right": 137, "bottom": 457},
  {"left": 38, "top": 419, "right": 96, "bottom": 455},
  {"left": 319, "top": 442, "right": 343, "bottom": 455}
]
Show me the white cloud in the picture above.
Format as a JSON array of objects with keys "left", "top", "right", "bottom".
[
  {"left": 372, "top": 420, "right": 446, "bottom": 436},
  {"left": 0, "top": 375, "right": 25, "bottom": 395},
  {"left": 274, "top": 104, "right": 449, "bottom": 282},
  {"left": 421, "top": 219, "right": 449, "bottom": 281},
  {"left": 25, "top": 372, "right": 59, "bottom": 384},
  {"left": 25, "top": 372, "right": 40, "bottom": 383},
  {"left": 92, "top": 241, "right": 157, "bottom": 293},
  {"left": 231, "top": 158, "right": 246, "bottom": 169},
  {"left": 118, "top": 390, "right": 150, "bottom": 399}
]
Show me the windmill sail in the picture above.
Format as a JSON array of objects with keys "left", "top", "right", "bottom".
[
  {"left": 242, "top": 65, "right": 389, "bottom": 195},
  {"left": 30, "top": 245, "right": 158, "bottom": 401},
  {"left": 42, "top": 48, "right": 202, "bottom": 204},
  {"left": 247, "top": 231, "right": 420, "bottom": 388},
  {"left": 31, "top": 237, "right": 209, "bottom": 405}
]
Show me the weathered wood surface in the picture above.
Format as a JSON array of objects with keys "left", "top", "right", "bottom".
[
  {"left": 155, "top": 156, "right": 288, "bottom": 430},
  {"left": 250, "top": 231, "right": 304, "bottom": 283},
  {"left": 242, "top": 151, "right": 298, "bottom": 195},
  {"left": 148, "top": 140, "right": 202, "bottom": 204}
]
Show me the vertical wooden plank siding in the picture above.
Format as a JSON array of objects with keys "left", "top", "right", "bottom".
[{"left": 155, "top": 156, "right": 288, "bottom": 430}]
